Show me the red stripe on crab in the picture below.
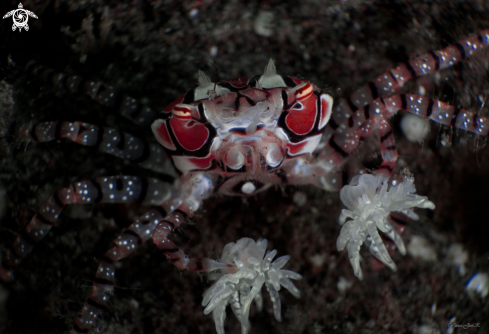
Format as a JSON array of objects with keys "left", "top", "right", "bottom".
[
  {"left": 284, "top": 95, "right": 317, "bottom": 135},
  {"left": 189, "top": 154, "right": 214, "bottom": 170},
  {"left": 172, "top": 152, "right": 215, "bottom": 173},
  {"left": 294, "top": 82, "right": 314, "bottom": 101},
  {"left": 169, "top": 118, "right": 210, "bottom": 151},
  {"left": 286, "top": 134, "right": 322, "bottom": 156},
  {"left": 286, "top": 140, "right": 307, "bottom": 155}
]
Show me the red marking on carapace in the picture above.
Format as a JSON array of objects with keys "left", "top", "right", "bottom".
[
  {"left": 188, "top": 153, "right": 214, "bottom": 170},
  {"left": 170, "top": 118, "right": 209, "bottom": 151},
  {"left": 285, "top": 97, "right": 317, "bottom": 135},
  {"left": 286, "top": 141, "right": 307, "bottom": 155}
]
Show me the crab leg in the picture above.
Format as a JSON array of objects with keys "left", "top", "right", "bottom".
[
  {"left": 152, "top": 173, "right": 225, "bottom": 272},
  {"left": 26, "top": 62, "right": 158, "bottom": 127},
  {"left": 331, "top": 29, "right": 489, "bottom": 126},
  {"left": 0, "top": 176, "right": 174, "bottom": 282},
  {"left": 320, "top": 93, "right": 489, "bottom": 177},
  {"left": 71, "top": 205, "right": 170, "bottom": 334},
  {"left": 72, "top": 175, "right": 225, "bottom": 333},
  {"left": 20, "top": 120, "right": 175, "bottom": 175},
  {"left": 383, "top": 94, "right": 489, "bottom": 134}
]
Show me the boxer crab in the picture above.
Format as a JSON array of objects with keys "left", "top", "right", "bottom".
[{"left": 2, "top": 30, "right": 489, "bottom": 333}]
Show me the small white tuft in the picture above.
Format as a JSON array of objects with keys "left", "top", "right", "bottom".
[
  {"left": 194, "top": 69, "right": 231, "bottom": 100},
  {"left": 197, "top": 69, "right": 212, "bottom": 87},
  {"left": 202, "top": 238, "right": 301, "bottom": 334},
  {"left": 337, "top": 173, "right": 435, "bottom": 280}
]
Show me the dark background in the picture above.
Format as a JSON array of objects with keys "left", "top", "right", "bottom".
[{"left": 0, "top": 0, "right": 488, "bottom": 333}]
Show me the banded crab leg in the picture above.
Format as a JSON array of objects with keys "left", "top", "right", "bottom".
[
  {"left": 73, "top": 174, "right": 227, "bottom": 333},
  {"left": 309, "top": 31, "right": 489, "bottom": 192},
  {"left": 71, "top": 205, "right": 172, "bottom": 334},
  {"left": 331, "top": 29, "right": 489, "bottom": 127},
  {"left": 19, "top": 120, "right": 175, "bottom": 175},
  {"left": 320, "top": 93, "right": 489, "bottom": 177},
  {"left": 325, "top": 95, "right": 488, "bottom": 279},
  {"left": 26, "top": 62, "right": 158, "bottom": 127},
  {"left": 152, "top": 173, "right": 228, "bottom": 272},
  {"left": 0, "top": 176, "right": 175, "bottom": 282}
]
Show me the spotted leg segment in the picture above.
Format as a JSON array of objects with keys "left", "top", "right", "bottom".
[
  {"left": 318, "top": 115, "right": 395, "bottom": 177},
  {"left": 152, "top": 173, "right": 225, "bottom": 272},
  {"left": 72, "top": 205, "right": 172, "bottom": 333},
  {"left": 19, "top": 120, "right": 175, "bottom": 175},
  {"left": 26, "top": 61, "right": 158, "bottom": 127},
  {"left": 0, "top": 176, "right": 174, "bottom": 282},
  {"left": 332, "top": 29, "right": 489, "bottom": 125},
  {"left": 320, "top": 93, "right": 489, "bottom": 177},
  {"left": 332, "top": 115, "right": 398, "bottom": 175},
  {"left": 383, "top": 94, "right": 489, "bottom": 136},
  {"left": 73, "top": 175, "right": 226, "bottom": 333}
]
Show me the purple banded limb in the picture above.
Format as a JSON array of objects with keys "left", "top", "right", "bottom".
[
  {"left": 152, "top": 174, "right": 227, "bottom": 272},
  {"left": 72, "top": 175, "right": 226, "bottom": 333},
  {"left": 26, "top": 61, "right": 157, "bottom": 127},
  {"left": 20, "top": 120, "right": 175, "bottom": 175},
  {"left": 320, "top": 93, "right": 489, "bottom": 177},
  {"left": 383, "top": 94, "right": 489, "bottom": 136},
  {"left": 331, "top": 29, "right": 489, "bottom": 125},
  {"left": 0, "top": 176, "right": 175, "bottom": 282},
  {"left": 72, "top": 206, "right": 227, "bottom": 334},
  {"left": 151, "top": 205, "right": 222, "bottom": 272},
  {"left": 71, "top": 206, "right": 169, "bottom": 334}
]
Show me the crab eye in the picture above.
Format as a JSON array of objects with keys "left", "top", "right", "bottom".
[
  {"left": 172, "top": 104, "right": 192, "bottom": 119},
  {"left": 294, "top": 82, "right": 313, "bottom": 101}
]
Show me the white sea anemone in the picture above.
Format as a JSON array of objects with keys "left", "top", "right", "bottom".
[
  {"left": 337, "top": 173, "right": 435, "bottom": 279},
  {"left": 202, "top": 238, "right": 301, "bottom": 334}
]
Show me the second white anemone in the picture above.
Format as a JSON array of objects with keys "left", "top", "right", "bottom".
[
  {"left": 337, "top": 173, "right": 435, "bottom": 280},
  {"left": 202, "top": 238, "right": 301, "bottom": 334}
]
